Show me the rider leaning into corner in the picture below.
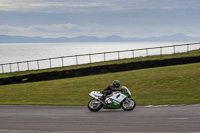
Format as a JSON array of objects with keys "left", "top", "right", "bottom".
[{"left": 100, "top": 80, "right": 123, "bottom": 102}]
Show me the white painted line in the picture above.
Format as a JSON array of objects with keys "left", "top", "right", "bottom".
[
  {"left": 168, "top": 118, "right": 188, "bottom": 120},
  {"left": 144, "top": 104, "right": 187, "bottom": 108}
]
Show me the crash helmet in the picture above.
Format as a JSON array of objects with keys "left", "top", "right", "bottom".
[{"left": 113, "top": 80, "right": 120, "bottom": 88}]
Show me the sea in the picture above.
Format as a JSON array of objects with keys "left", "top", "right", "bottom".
[{"left": 0, "top": 42, "right": 199, "bottom": 73}]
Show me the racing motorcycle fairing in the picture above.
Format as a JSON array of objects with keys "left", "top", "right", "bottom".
[
  {"left": 89, "top": 91, "right": 103, "bottom": 100},
  {"left": 88, "top": 86, "right": 136, "bottom": 111}
]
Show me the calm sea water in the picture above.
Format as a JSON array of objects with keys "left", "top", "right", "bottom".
[{"left": 0, "top": 42, "right": 198, "bottom": 73}]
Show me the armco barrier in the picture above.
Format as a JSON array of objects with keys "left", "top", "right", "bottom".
[{"left": 0, "top": 56, "right": 200, "bottom": 85}]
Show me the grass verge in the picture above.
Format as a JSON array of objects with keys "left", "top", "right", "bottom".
[{"left": 0, "top": 62, "right": 200, "bottom": 106}]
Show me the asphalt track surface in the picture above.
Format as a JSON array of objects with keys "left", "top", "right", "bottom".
[{"left": 0, "top": 104, "right": 200, "bottom": 133}]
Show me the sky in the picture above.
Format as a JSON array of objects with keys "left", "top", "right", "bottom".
[{"left": 0, "top": 0, "right": 200, "bottom": 38}]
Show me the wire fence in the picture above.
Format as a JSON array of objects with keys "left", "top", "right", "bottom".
[{"left": 0, "top": 42, "right": 200, "bottom": 73}]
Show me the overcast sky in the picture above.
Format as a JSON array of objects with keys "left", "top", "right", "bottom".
[{"left": 0, "top": 0, "right": 199, "bottom": 38}]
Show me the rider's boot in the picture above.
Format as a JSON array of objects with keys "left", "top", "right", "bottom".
[{"left": 99, "top": 95, "right": 106, "bottom": 105}]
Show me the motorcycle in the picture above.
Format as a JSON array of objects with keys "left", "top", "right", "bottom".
[{"left": 88, "top": 86, "right": 136, "bottom": 112}]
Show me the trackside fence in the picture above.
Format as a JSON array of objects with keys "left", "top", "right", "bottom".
[{"left": 0, "top": 42, "right": 200, "bottom": 73}]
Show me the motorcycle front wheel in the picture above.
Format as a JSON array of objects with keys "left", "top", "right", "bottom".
[
  {"left": 88, "top": 99, "right": 103, "bottom": 112},
  {"left": 121, "top": 99, "right": 136, "bottom": 111}
]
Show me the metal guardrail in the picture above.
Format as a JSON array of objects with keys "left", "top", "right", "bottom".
[{"left": 0, "top": 42, "right": 200, "bottom": 73}]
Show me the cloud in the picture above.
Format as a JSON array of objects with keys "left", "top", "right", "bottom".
[
  {"left": 29, "top": 23, "right": 79, "bottom": 32},
  {"left": 0, "top": 0, "right": 199, "bottom": 38},
  {"left": 0, "top": 25, "right": 27, "bottom": 32},
  {"left": 0, "top": 0, "right": 110, "bottom": 13},
  {"left": 0, "top": 23, "right": 102, "bottom": 31},
  {"left": 29, "top": 23, "right": 102, "bottom": 32},
  {"left": 0, "top": 23, "right": 104, "bottom": 37},
  {"left": 1, "top": 22, "right": 200, "bottom": 38},
  {"left": 0, "top": 0, "right": 199, "bottom": 13}
]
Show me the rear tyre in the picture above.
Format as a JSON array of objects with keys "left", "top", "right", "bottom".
[
  {"left": 121, "top": 99, "right": 136, "bottom": 111},
  {"left": 88, "top": 99, "right": 103, "bottom": 112}
]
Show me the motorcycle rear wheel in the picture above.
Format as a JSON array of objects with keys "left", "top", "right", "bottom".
[
  {"left": 121, "top": 99, "right": 136, "bottom": 111},
  {"left": 88, "top": 99, "right": 103, "bottom": 112}
]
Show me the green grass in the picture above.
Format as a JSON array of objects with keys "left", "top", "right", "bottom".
[
  {"left": 0, "top": 49, "right": 200, "bottom": 79},
  {"left": 0, "top": 62, "right": 200, "bottom": 106}
]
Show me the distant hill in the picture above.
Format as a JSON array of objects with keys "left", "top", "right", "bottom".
[{"left": 0, "top": 33, "right": 200, "bottom": 43}]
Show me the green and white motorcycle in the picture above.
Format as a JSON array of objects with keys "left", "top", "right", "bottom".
[{"left": 88, "top": 86, "right": 136, "bottom": 112}]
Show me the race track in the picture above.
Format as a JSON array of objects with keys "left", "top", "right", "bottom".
[{"left": 0, "top": 104, "right": 200, "bottom": 132}]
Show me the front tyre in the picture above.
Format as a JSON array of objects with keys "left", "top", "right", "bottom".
[
  {"left": 88, "top": 99, "right": 103, "bottom": 112},
  {"left": 121, "top": 99, "right": 136, "bottom": 111}
]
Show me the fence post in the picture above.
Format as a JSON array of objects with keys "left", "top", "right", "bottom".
[
  {"left": 132, "top": 50, "right": 134, "bottom": 58},
  {"left": 89, "top": 54, "right": 92, "bottom": 63},
  {"left": 146, "top": 48, "right": 148, "bottom": 57},
  {"left": 104, "top": 52, "right": 106, "bottom": 61},
  {"left": 9, "top": 63, "right": 12, "bottom": 72},
  {"left": 160, "top": 47, "right": 162, "bottom": 59},
  {"left": 61, "top": 57, "right": 64, "bottom": 67},
  {"left": 75, "top": 55, "right": 78, "bottom": 65},
  {"left": 173, "top": 45, "right": 176, "bottom": 55},
  {"left": 17, "top": 62, "right": 20, "bottom": 71},
  {"left": 49, "top": 58, "right": 52, "bottom": 68},
  {"left": 118, "top": 51, "right": 120, "bottom": 60},
  {"left": 37, "top": 60, "right": 39, "bottom": 70},
  {"left": 27, "top": 61, "right": 30, "bottom": 70},
  {"left": 1, "top": 65, "right": 3, "bottom": 73},
  {"left": 187, "top": 44, "right": 189, "bottom": 53}
]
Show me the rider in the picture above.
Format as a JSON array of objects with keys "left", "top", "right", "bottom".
[{"left": 100, "top": 80, "right": 123, "bottom": 102}]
